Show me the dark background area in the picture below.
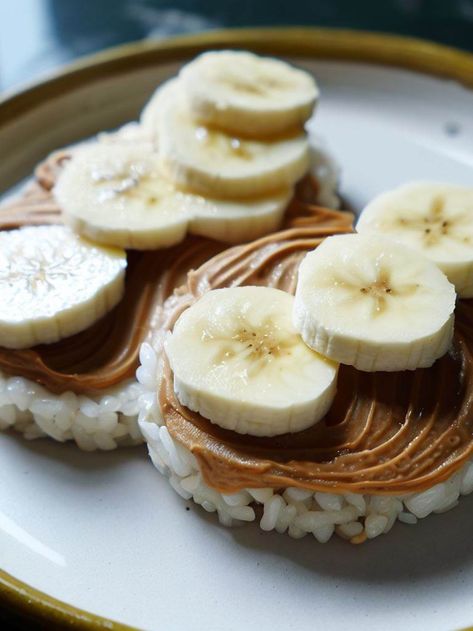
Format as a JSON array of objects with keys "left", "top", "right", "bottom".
[{"left": 1, "top": 0, "right": 473, "bottom": 90}]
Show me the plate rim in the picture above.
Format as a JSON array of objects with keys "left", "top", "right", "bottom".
[
  {"left": 2, "top": 26, "right": 473, "bottom": 134},
  {"left": 1, "top": 26, "right": 473, "bottom": 631}
]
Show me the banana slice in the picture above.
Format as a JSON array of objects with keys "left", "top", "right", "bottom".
[
  {"left": 356, "top": 182, "right": 473, "bottom": 297},
  {"left": 180, "top": 50, "right": 319, "bottom": 136},
  {"left": 293, "top": 234, "right": 456, "bottom": 372},
  {"left": 55, "top": 142, "right": 292, "bottom": 248},
  {"left": 140, "top": 78, "right": 179, "bottom": 135},
  {"left": 157, "top": 85, "right": 310, "bottom": 199},
  {"left": 0, "top": 225, "right": 126, "bottom": 349},
  {"left": 98, "top": 122, "right": 152, "bottom": 147},
  {"left": 165, "top": 286, "right": 338, "bottom": 437},
  {"left": 188, "top": 188, "right": 292, "bottom": 243},
  {"left": 55, "top": 143, "right": 191, "bottom": 250}
]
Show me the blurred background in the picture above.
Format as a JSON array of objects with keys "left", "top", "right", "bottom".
[{"left": 1, "top": 0, "right": 473, "bottom": 91}]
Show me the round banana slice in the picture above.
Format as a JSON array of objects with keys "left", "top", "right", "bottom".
[
  {"left": 55, "top": 142, "right": 291, "bottom": 248},
  {"left": 188, "top": 188, "right": 292, "bottom": 243},
  {"left": 157, "top": 86, "right": 310, "bottom": 199},
  {"left": 140, "top": 78, "right": 179, "bottom": 135},
  {"left": 55, "top": 143, "right": 190, "bottom": 250},
  {"left": 0, "top": 225, "right": 126, "bottom": 349},
  {"left": 180, "top": 50, "right": 319, "bottom": 136},
  {"left": 356, "top": 182, "right": 473, "bottom": 297},
  {"left": 293, "top": 234, "right": 456, "bottom": 372},
  {"left": 165, "top": 286, "right": 338, "bottom": 437}
]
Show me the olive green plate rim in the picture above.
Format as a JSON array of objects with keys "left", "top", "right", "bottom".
[{"left": 1, "top": 26, "right": 472, "bottom": 631}]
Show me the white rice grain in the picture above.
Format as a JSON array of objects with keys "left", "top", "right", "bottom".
[
  {"left": 365, "top": 514, "right": 389, "bottom": 539},
  {"left": 461, "top": 462, "right": 473, "bottom": 495},
  {"left": 0, "top": 370, "right": 145, "bottom": 450},
  {"left": 404, "top": 485, "right": 447, "bottom": 519},
  {"left": 261, "top": 495, "right": 285, "bottom": 531},
  {"left": 248, "top": 488, "right": 274, "bottom": 503},
  {"left": 313, "top": 524, "right": 335, "bottom": 543},
  {"left": 398, "top": 512, "right": 418, "bottom": 525},
  {"left": 315, "top": 492, "right": 344, "bottom": 512}
]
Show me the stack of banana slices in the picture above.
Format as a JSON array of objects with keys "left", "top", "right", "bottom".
[
  {"left": 3, "top": 51, "right": 321, "bottom": 348},
  {"left": 55, "top": 50, "right": 320, "bottom": 250},
  {"left": 0, "top": 50, "right": 328, "bottom": 450},
  {"left": 165, "top": 182, "right": 473, "bottom": 438}
]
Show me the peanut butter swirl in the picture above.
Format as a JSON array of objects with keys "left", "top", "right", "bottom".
[
  {"left": 0, "top": 152, "right": 325, "bottom": 394},
  {"left": 3, "top": 152, "right": 471, "bottom": 495},
  {"left": 157, "top": 216, "right": 473, "bottom": 495}
]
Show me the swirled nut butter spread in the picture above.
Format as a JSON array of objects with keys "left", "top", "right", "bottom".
[{"left": 0, "top": 151, "right": 326, "bottom": 394}]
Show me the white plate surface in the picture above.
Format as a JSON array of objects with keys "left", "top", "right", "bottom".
[{"left": 1, "top": 59, "right": 473, "bottom": 631}]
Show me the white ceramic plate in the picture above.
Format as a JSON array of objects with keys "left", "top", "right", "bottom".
[{"left": 1, "top": 30, "right": 473, "bottom": 631}]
